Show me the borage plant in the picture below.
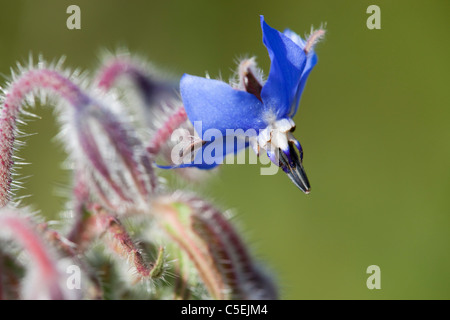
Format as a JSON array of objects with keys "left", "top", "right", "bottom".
[{"left": 0, "top": 16, "right": 324, "bottom": 300}]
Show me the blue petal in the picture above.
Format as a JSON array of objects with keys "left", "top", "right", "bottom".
[
  {"left": 156, "top": 163, "right": 219, "bottom": 169},
  {"left": 260, "top": 16, "right": 307, "bottom": 118},
  {"left": 156, "top": 139, "right": 221, "bottom": 170},
  {"left": 283, "top": 29, "right": 306, "bottom": 48},
  {"left": 283, "top": 28, "right": 319, "bottom": 117},
  {"left": 157, "top": 135, "right": 249, "bottom": 170},
  {"left": 290, "top": 53, "right": 317, "bottom": 117},
  {"left": 180, "top": 74, "right": 266, "bottom": 136}
]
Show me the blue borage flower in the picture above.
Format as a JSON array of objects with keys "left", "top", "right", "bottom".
[{"left": 166, "top": 16, "right": 324, "bottom": 193}]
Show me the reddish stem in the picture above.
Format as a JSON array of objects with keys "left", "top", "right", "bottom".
[
  {"left": 0, "top": 212, "right": 65, "bottom": 299},
  {"left": 147, "top": 105, "right": 187, "bottom": 156},
  {"left": 0, "top": 69, "right": 89, "bottom": 207},
  {"left": 96, "top": 59, "right": 140, "bottom": 91},
  {"left": 37, "top": 222, "right": 103, "bottom": 299},
  {"left": 84, "top": 205, "right": 165, "bottom": 282},
  {"left": 192, "top": 205, "right": 277, "bottom": 299},
  {"left": 153, "top": 194, "right": 277, "bottom": 300}
]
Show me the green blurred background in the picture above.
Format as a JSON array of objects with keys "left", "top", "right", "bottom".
[{"left": 1, "top": 0, "right": 449, "bottom": 299}]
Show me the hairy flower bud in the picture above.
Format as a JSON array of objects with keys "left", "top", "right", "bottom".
[{"left": 152, "top": 192, "right": 278, "bottom": 300}]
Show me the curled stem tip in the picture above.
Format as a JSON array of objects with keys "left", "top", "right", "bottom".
[
  {"left": 0, "top": 68, "right": 89, "bottom": 207},
  {"left": 95, "top": 57, "right": 176, "bottom": 106}
]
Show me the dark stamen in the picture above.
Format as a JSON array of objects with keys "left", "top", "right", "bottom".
[
  {"left": 243, "top": 70, "right": 263, "bottom": 102},
  {"left": 278, "top": 145, "right": 310, "bottom": 194}
]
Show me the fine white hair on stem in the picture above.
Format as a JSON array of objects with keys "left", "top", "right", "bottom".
[{"left": 304, "top": 24, "right": 326, "bottom": 54}]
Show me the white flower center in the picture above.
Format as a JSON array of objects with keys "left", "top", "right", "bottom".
[{"left": 257, "top": 118, "right": 296, "bottom": 152}]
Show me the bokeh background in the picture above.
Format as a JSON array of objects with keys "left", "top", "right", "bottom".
[{"left": 1, "top": 0, "right": 449, "bottom": 299}]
